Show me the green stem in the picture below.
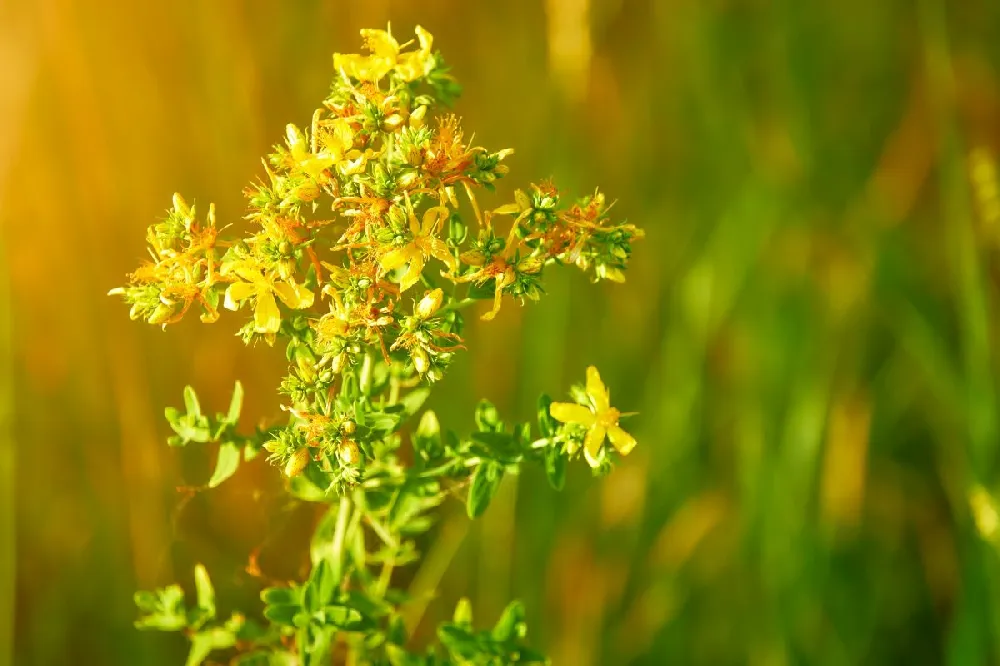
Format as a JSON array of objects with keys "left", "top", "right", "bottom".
[{"left": 330, "top": 496, "right": 351, "bottom": 585}]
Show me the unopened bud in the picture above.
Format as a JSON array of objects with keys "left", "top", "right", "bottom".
[
  {"left": 412, "top": 347, "right": 430, "bottom": 374},
  {"left": 172, "top": 193, "right": 191, "bottom": 217},
  {"left": 284, "top": 448, "right": 310, "bottom": 478},
  {"left": 410, "top": 105, "right": 427, "bottom": 129},
  {"left": 415, "top": 288, "right": 444, "bottom": 319},
  {"left": 338, "top": 440, "right": 361, "bottom": 466}
]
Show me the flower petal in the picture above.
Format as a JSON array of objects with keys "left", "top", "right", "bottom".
[
  {"left": 549, "top": 402, "right": 596, "bottom": 426},
  {"left": 380, "top": 246, "right": 411, "bottom": 274},
  {"left": 583, "top": 425, "right": 607, "bottom": 467},
  {"left": 586, "top": 366, "right": 610, "bottom": 412},
  {"left": 607, "top": 426, "right": 637, "bottom": 456},
  {"left": 399, "top": 253, "right": 425, "bottom": 292},
  {"left": 253, "top": 290, "right": 281, "bottom": 334},
  {"left": 273, "top": 280, "right": 315, "bottom": 309},
  {"left": 426, "top": 237, "right": 456, "bottom": 271},
  {"left": 421, "top": 206, "right": 449, "bottom": 234},
  {"left": 481, "top": 282, "right": 504, "bottom": 321},
  {"left": 224, "top": 281, "right": 257, "bottom": 310}
]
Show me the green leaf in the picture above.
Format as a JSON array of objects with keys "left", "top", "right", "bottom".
[
  {"left": 183, "top": 385, "right": 202, "bottom": 418},
  {"left": 208, "top": 441, "right": 241, "bottom": 488},
  {"left": 453, "top": 597, "right": 473, "bottom": 626},
  {"left": 537, "top": 394, "right": 557, "bottom": 437},
  {"left": 193, "top": 564, "right": 216, "bottom": 622},
  {"left": 261, "top": 586, "right": 300, "bottom": 607},
  {"left": 400, "top": 387, "right": 431, "bottom": 417},
  {"left": 226, "top": 381, "right": 244, "bottom": 424},
  {"left": 186, "top": 627, "right": 236, "bottom": 666},
  {"left": 437, "top": 624, "right": 480, "bottom": 660},
  {"left": 470, "top": 431, "right": 520, "bottom": 461},
  {"left": 263, "top": 603, "right": 300, "bottom": 626},
  {"left": 491, "top": 600, "right": 526, "bottom": 642},
  {"left": 544, "top": 443, "right": 566, "bottom": 491},
  {"left": 474, "top": 399, "right": 502, "bottom": 432},
  {"left": 318, "top": 604, "right": 366, "bottom": 629},
  {"left": 467, "top": 461, "right": 503, "bottom": 518},
  {"left": 310, "top": 503, "right": 341, "bottom": 568},
  {"left": 413, "top": 410, "right": 443, "bottom": 460}
]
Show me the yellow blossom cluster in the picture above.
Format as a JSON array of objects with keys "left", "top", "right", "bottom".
[{"left": 111, "top": 25, "right": 642, "bottom": 472}]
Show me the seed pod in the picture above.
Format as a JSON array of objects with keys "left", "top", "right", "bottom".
[{"left": 284, "top": 448, "right": 311, "bottom": 478}]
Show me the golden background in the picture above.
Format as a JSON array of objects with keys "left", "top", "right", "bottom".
[{"left": 3, "top": 0, "right": 1000, "bottom": 664}]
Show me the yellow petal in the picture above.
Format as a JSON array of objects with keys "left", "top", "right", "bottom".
[
  {"left": 549, "top": 402, "right": 596, "bottom": 427},
  {"left": 493, "top": 203, "right": 521, "bottom": 216},
  {"left": 481, "top": 283, "right": 504, "bottom": 321},
  {"left": 361, "top": 28, "right": 400, "bottom": 59},
  {"left": 607, "top": 426, "right": 637, "bottom": 456},
  {"left": 414, "top": 25, "right": 433, "bottom": 54},
  {"left": 398, "top": 253, "right": 425, "bottom": 292},
  {"left": 272, "top": 280, "right": 315, "bottom": 310},
  {"left": 253, "top": 290, "right": 281, "bottom": 334},
  {"left": 380, "top": 246, "right": 411, "bottom": 274},
  {"left": 426, "top": 237, "right": 456, "bottom": 271},
  {"left": 422, "top": 206, "right": 449, "bottom": 234},
  {"left": 224, "top": 281, "right": 257, "bottom": 310},
  {"left": 586, "top": 366, "right": 610, "bottom": 412},
  {"left": 583, "top": 425, "right": 607, "bottom": 467}
]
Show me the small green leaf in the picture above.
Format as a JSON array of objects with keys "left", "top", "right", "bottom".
[
  {"left": 183, "top": 386, "right": 202, "bottom": 418},
  {"left": 448, "top": 213, "right": 467, "bottom": 245},
  {"left": 226, "top": 381, "right": 244, "bottom": 424},
  {"left": 261, "top": 586, "right": 300, "bottom": 607},
  {"left": 208, "top": 441, "right": 241, "bottom": 488},
  {"left": 474, "top": 399, "right": 502, "bottom": 432},
  {"left": 186, "top": 627, "right": 236, "bottom": 666},
  {"left": 193, "top": 564, "right": 216, "bottom": 622},
  {"left": 263, "top": 603, "right": 299, "bottom": 626},
  {"left": 537, "top": 394, "right": 557, "bottom": 437},
  {"left": 413, "top": 410, "right": 443, "bottom": 460},
  {"left": 437, "top": 624, "right": 480, "bottom": 660},
  {"left": 544, "top": 443, "right": 566, "bottom": 491},
  {"left": 491, "top": 600, "right": 525, "bottom": 642},
  {"left": 453, "top": 597, "right": 473, "bottom": 626},
  {"left": 319, "top": 604, "right": 366, "bottom": 629},
  {"left": 400, "top": 387, "right": 431, "bottom": 417},
  {"left": 467, "top": 461, "right": 503, "bottom": 518}
]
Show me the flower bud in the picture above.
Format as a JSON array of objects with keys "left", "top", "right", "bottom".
[
  {"left": 341, "top": 420, "right": 357, "bottom": 435},
  {"left": 338, "top": 440, "right": 361, "bottom": 466},
  {"left": 284, "top": 448, "right": 310, "bottom": 478},
  {"left": 410, "top": 105, "right": 427, "bottom": 129},
  {"left": 415, "top": 288, "right": 444, "bottom": 319},
  {"left": 172, "top": 193, "right": 191, "bottom": 217},
  {"left": 412, "top": 347, "right": 430, "bottom": 374}
]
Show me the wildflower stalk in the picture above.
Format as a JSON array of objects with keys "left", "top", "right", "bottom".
[{"left": 114, "top": 25, "right": 643, "bottom": 665}]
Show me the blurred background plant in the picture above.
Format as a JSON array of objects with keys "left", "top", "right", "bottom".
[{"left": 3, "top": 0, "right": 1000, "bottom": 664}]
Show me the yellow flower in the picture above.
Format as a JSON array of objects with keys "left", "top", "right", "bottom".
[
  {"left": 379, "top": 195, "right": 455, "bottom": 292},
  {"left": 223, "top": 266, "right": 314, "bottom": 335},
  {"left": 334, "top": 25, "right": 434, "bottom": 82},
  {"left": 549, "top": 366, "right": 636, "bottom": 467}
]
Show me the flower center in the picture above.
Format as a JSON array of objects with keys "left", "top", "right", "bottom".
[{"left": 598, "top": 407, "right": 620, "bottom": 429}]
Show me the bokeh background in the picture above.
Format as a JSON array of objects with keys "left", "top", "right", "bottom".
[{"left": 4, "top": 0, "right": 1000, "bottom": 664}]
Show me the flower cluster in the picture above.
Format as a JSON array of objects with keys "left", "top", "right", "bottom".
[
  {"left": 117, "top": 26, "right": 642, "bottom": 666},
  {"left": 111, "top": 24, "right": 642, "bottom": 479}
]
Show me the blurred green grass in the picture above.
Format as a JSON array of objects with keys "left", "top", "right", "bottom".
[{"left": 4, "top": 0, "right": 1000, "bottom": 664}]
